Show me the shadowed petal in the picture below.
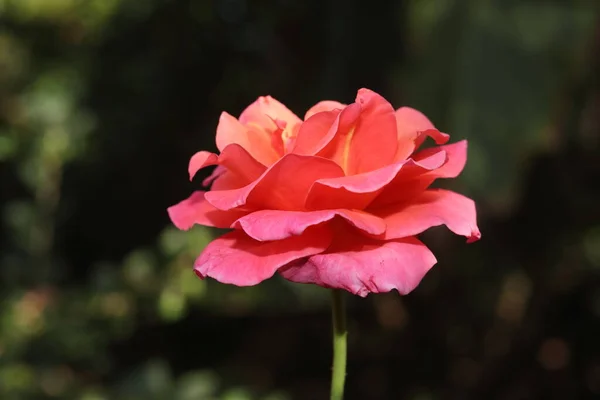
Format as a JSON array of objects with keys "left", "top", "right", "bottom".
[
  {"left": 195, "top": 225, "right": 332, "bottom": 286},
  {"left": 372, "top": 189, "right": 481, "bottom": 242},
  {"left": 233, "top": 209, "right": 385, "bottom": 241},
  {"left": 205, "top": 153, "right": 345, "bottom": 211},
  {"left": 167, "top": 191, "right": 249, "bottom": 230},
  {"left": 280, "top": 233, "right": 437, "bottom": 297},
  {"left": 202, "top": 165, "right": 226, "bottom": 187}
]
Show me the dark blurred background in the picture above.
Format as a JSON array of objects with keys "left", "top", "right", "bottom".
[{"left": 1, "top": 0, "right": 599, "bottom": 399}]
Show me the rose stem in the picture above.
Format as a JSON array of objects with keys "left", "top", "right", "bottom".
[{"left": 330, "top": 289, "right": 347, "bottom": 400}]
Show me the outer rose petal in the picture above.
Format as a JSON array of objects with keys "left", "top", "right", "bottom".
[
  {"left": 210, "top": 170, "right": 248, "bottom": 191},
  {"left": 414, "top": 140, "right": 466, "bottom": 179},
  {"left": 167, "top": 191, "right": 249, "bottom": 230},
  {"left": 304, "top": 100, "right": 346, "bottom": 120},
  {"left": 217, "top": 143, "right": 267, "bottom": 183},
  {"left": 369, "top": 140, "right": 468, "bottom": 208},
  {"left": 305, "top": 149, "right": 447, "bottom": 210},
  {"left": 190, "top": 145, "right": 266, "bottom": 185},
  {"left": 371, "top": 189, "right": 481, "bottom": 242},
  {"left": 280, "top": 233, "right": 437, "bottom": 297},
  {"left": 395, "top": 107, "right": 435, "bottom": 138},
  {"left": 319, "top": 89, "right": 398, "bottom": 174},
  {"left": 195, "top": 225, "right": 332, "bottom": 286},
  {"left": 216, "top": 112, "right": 279, "bottom": 166},
  {"left": 189, "top": 151, "right": 219, "bottom": 181},
  {"left": 416, "top": 129, "right": 450, "bottom": 148},
  {"left": 394, "top": 107, "right": 450, "bottom": 161},
  {"left": 232, "top": 209, "right": 385, "bottom": 241},
  {"left": 205, "top": 153, "right": 345, "bottom": 211},
  {"left": 239, "top": 95, "right": 302, "bottom": 129},
  {"left": 394, "top": 107, "right": 433, "bottom": 160}
]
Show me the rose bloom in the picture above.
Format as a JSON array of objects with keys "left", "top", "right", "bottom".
[{"left": 168, "top": 89, "right": 480, "bottom": 297}]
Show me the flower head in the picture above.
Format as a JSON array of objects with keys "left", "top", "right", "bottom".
[{"left": 168, "top": 89, "right": 480, "bottom": 297}]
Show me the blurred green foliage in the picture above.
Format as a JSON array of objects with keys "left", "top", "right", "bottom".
[{"left": 1, "top": 0, "right": 599, "bottom": 399}]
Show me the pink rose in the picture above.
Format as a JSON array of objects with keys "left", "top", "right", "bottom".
[{"left": 168, "top": 89, "right": 480, "bottom": 297}]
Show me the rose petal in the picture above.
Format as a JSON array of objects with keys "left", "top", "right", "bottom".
[
  {"left": 190, "top": 144, "right": 266, "bottom": 186},
  {"left": 318, "top": 89, "right": 398, "bottom": 174},
  {"left": 195, "top": 225, "right": 332, "bottom": 286},
  {"left": 280, "top": 233, "right": 437, "bottom": 297},
  {"left": 216, "top": 112, "right": 279, "bottom": 166},
  {"left": 305, "top": 150, "right": 447, "bottom": 210},
  {"left": 369, "top": 140, "right": 468, "bottom": 208},
  {"left": 371, "top": 189, "right": 481, "bottom": 242},
  {"left": 205, "top": 153, "right": 345, "bottom": 211},
  {"left": 189, "top": 151, "right": 219, "bottom": 181},
  {"left": 202, "top": 165, "right": 226, "bottom": 187},
  {"left": 210, "top": 171, "right": 247, "bottom": 191},
  {"left": 218, "top": 143, "right": 267, "bottom": 183},
  {"left": 167, "top": 191, "right": 249, "bottom": 230},
  {"left": 304, "top": 100, "right": 346, "bottom": 120},
  {"left": 394, "top": 107, "right": 451, "bottom": 160},
  {"left": 414, "top": 140, "right": 466, "bottom": 179},
  {"left": 291, "top": 109, "right": 342, "bottom": 156},
  {"left": 395, "top": 107, "right": 435, "bottom": 139},
  {"left": 394, "top": 107, "right": 434, "bottom": 160},
  {"left": 415, "top": 129, "right": 450, "bottom": 149},
  {"left": 233, "top": 209, "right": 385, "bottom": 241},
  {"left": 239, "top": 95, "right": 302, "bottom": 128}
]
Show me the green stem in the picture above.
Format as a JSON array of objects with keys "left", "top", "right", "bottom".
[{"left": 330, "top": 289, "right": 347, "bottom": 400}]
